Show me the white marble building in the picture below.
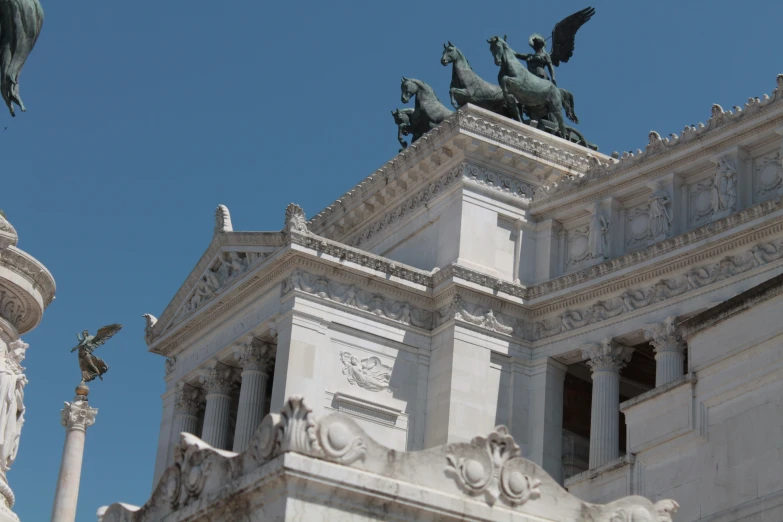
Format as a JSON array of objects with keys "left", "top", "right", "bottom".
[
  {"left": 118, "top": 74, "right": 783, "bottom": 520},
  {"left": 0, "top": 212, "right": 56, "bottom": 522}
]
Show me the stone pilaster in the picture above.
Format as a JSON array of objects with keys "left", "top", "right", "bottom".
[
  {"left": 643, "top": 316, "right": 685, "bottom": 387},
  {"left": 581, "top": 338, "right": 633, "bottom": 469},
  {"left": 51, "top": 397, "right": 98, "bottom": 522},
  {"left": 198, "top": 362, "right": 235, "bottom": 450},
  {"left": 232, "top": 342, "right": 274, "bottom": 452}
]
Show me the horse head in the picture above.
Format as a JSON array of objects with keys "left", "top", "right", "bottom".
[
  {"left": 441, "top": 41, "right": 459, "bottom": 66},
  {"left": 487, "top": 35, "right": 510, "bottom": 67},
  {"left": 401, "top": 77, "right": 418, "bottom": 103}
]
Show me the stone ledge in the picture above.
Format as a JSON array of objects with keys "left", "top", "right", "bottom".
[
  {"left": 620, "top": 373, "right": 696, "bottom": 412},
  {"left": 564, "top": 454, "right": 634, "bottom": 488}
]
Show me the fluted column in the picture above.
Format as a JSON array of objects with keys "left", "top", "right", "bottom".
[
  {"left": 581, "top": 338, "right": 633, "bottom": 469},
  {"left": 168, "top": 382, "right": 201, "bottom": 464},
  {"left": 198, "top": 362, "right": 235, "bottom": 450},
  {"left": 232, "top": 342, "right": 274, "bottom": 452},
  {"left": 643, "top": 316, "right": 685, "bottom": 387},
  {"left": 51, "top": 390, "right": 98, "bottom": 522}
]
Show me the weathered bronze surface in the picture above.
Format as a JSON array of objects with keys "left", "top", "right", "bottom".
[{"left": 71, "top": 324, "right": 123, "bottom": 383}]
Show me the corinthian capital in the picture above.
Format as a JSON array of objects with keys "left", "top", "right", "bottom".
[
  {"left": 198, "top": 361, "right": 235, "bottom": 396},
  {"left": 61, "top": 400, "right": 98, "bottom": 432},
  {"left": 581, "top": 337, "right": 634, "bottom": 373},
  {"left": 174, "top": 382, "right": 202, "bottom": 415},
  {"left": 233, "top": 342, "right": 274, "bottom": 373},
  {"left": 643, "top": 316, "right": 685, "bottom": 355}
]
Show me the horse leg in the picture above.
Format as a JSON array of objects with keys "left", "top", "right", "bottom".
[
  {"left": 500, "top": 78, "right": 523, "bottom": 122},
  {"left": 549, "top": 95, "right": 567, "bottom": 139},
  {"left": 449, "top": 88, "right": 459, "bottom": 110}
]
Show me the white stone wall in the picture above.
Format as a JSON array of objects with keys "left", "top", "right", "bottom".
[{"left": 570, "top": 291, "right": 783, "bottom": 521}]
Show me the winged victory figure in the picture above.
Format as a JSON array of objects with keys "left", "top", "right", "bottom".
[
  {"left": 71, "top": 324, "right": 123, "bottom": 382},
  {"left": 514, "top": 7, "right": 595, "bottom": 86}
]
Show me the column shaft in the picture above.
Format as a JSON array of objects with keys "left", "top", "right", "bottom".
[
  {"left": 173, "top": 412, "right": 199, "bottom": 439},
  {"left": 589, "top": 369, "right": 620, "bottom": 469},
  {"left": 655, "top": 351, "right": 684, "bottom": 387},
  {"left": 201, "top": 393, "right": 232, "bottom": 450},
  {"left": 51, "top": 429, "right": 86, "bottom": 522},
  {"left": 51, "top": 398, "right": 97, "bottom": 522},
  {"left": 232, "top": 370, "right": 268, "bottom": 452}
]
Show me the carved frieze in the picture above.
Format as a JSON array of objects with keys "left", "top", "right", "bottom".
[
  {"left": 628, "top": 183, "right": 672, "bottom": 250},
  {"left": 531, "top": 237, "right": 783, "bottom": 341},
  {"left": 173, "top": 250, "right": 268, "bottom": 324},
  {"left": 533, "top": 74, "right": 783, "bottom": 203},
  {"left": 282, "top": 269, "right": 432, "bottom": 329},
  {"left": 339, "top": 352, "right": 392, "bottom": 392},
  {"left": 754, "top": 151, "right": 783, "bottom": 202},
  {"left": 712, "top": 158, "right": 738, "bottom": 218},
  {"left": 434, "top": 294, "right": 520, "bottom": 337}
]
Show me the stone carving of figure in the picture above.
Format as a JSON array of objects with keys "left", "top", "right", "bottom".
[
  {"left": 0, "top": 339, "right": 27, "bottom": 474},
  {"left": 711, "top": 158, "right": 737, "bottom": 214},
  {"left": 587, "top": 204, "right": 609, "bottom": 259},
  {"left": 339, "top": 352, "right": 392, "bottom": 392},
  {"left": 225, "top": 252, "right": 247, "bottom": 277},
  {"left": 648, "top": 183, "right": 672, "bottom": 238}
]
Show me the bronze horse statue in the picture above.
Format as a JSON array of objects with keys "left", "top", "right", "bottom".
[
  {"left": 394, "top": 77, "right": 453, "bottom": 147},
  {"left": 441, "top": 41, "right": 515, "bottom": 118},
  {"left": 488, "top": 35, "right": 577, "bottom": 139}
]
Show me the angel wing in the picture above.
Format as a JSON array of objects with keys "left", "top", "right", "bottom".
[
  {"left": 550, "top": 6, "right": 595, "bottom": 66},
  {"left": 91, "top": 323, "right": 123, "bottom": 348}
]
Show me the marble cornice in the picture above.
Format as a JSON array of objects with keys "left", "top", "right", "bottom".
[
  {"left": 679, "top": 271, "right": 783, "bottom": 339},
  {"left": 307, "top": 104, "right": 602, "bottom": 240},
  {"left": 0, "top": 246, "right": 56, "bottom": 333},
  {"left": 344, "top": 162, "right": 534, "bottom": 250},
  {"left": 531, "top": 74, "right": 783, "bottom": 215},
  {"left": 151, "top": 195, "right": 783, "bottom": 352},
  {"left": 0, "top": 246, "right": 55, "bottom": 306},
  {"left": 150, "top": 231, "right": 285, "bottom": 341},
  {"left": 528, "top": 196, "right": 783, "bottom": 307}
]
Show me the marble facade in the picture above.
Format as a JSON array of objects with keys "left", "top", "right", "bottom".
[
  {"left": 0, "top": 212, "right": 55, "bottom": 522},
  {"left": 121, "top": 74, "right": 783, "bottom": 520}
]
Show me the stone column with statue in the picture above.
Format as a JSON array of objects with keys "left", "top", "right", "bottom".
[{"left": 51, "top": 324, "right": 123, "bottom": 522}]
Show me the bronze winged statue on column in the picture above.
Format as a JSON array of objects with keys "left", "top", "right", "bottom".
[{"left": 71, "top": 324, "right": 123, "bottom": 383}]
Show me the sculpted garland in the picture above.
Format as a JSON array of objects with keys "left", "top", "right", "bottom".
[{"left": 283, "top": 269, "right": 433, "bottom": 329}]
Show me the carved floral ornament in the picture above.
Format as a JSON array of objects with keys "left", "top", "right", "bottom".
[
  {"left": 533, "top": 74, "right": 783, "bottom": 201},
  {"left": 61, "top": 400, "right": 98, "bottom": 432},
  {"left": 282, "top": 269, "right": 433, "bottom": 329},
  {"left": 101, "top": 396, "right": 678, "bottom": 522}
]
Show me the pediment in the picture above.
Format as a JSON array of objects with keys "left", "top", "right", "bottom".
[{"left": 149, "top": 232, "right": 285, "bottom": 342}]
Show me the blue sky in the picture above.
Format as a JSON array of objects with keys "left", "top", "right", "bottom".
[{"left": 3, "top": 0, "right": 782, "bottom": 519}]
